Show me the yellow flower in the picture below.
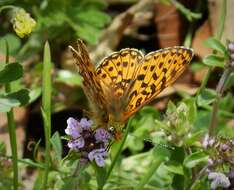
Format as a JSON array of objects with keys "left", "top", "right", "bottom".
[{"left": 11, "top": 8, "right": 36, "bottom": 38}]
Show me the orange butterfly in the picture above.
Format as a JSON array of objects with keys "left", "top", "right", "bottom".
[{"left": 69, "top": 40, "right": 193, "bottom": 139}]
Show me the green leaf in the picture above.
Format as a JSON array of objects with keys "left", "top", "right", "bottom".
[
  {"left": 50, "top": 132, "right": 62, "bottom": 161},
  {"left": 203, "top": 54, "right": 225, "bottom": 68},
  {"left": 76, "top": 10, "right": 110, "bottom": 28},
  {"left": 0, "top": 62, "right": 23, "bottom": 83},
  {"left": 29, "top": 87, "right": 42, "bottom": 103},
  {"left": 197, "top": 89, "right": 217, "bottom": 107},
  {"left": 33, "top": 139, "right": 42, "bottom": 160},
  {"left": 183, "top": 151, "right": 209, "bottom": 168},
  {"left": 6, "top": 89, "right": 30, "bottom": 106},
  {"left": 76, "top": 23, "right": 101, "bottom": 44},
  {"left": 19, "top": 158, "right": 45, "bottom": 169},
  {"left": 163, "top": 161, "right": 184, "bottom": 175},
  {"left": 0, "top": 142, "right": 6, "bottom": 155},
  {"left": 184, "top": 98, "right": 197, "bottom": 123},
  {"left": 0, "top": 96, "right": 20, "bottom": 112},
  {"left": 166, "top": 101, "right": 177, "bottom": 114},
  {"left": 56, "top": 70, "right": 82, "bottom": 86},
  {"left": 92, "top": 163, "right": 106, "bottom": 188},
  {"left": 184, "top": 130, "right": 204, "bottom": 146},
  {"left": 60, "top": 177, "right": 77, "bottom": 190},
  {"left": 0, "top": 34, "right": 21, "bottom": 55},
  {"left": 152, "top": 145, "right": 171, "bottom": 161},
  {"left": 190, "top": 61, "right": 206, "bottom": 72},
  {"left": 225, "top": 73, "right": 234, "bottom": 90},
  {"left": 203, "top": 37, "right": 228, "bottom": 57}
]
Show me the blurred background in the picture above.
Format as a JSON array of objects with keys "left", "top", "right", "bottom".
[{"left": 0, "top": 0, "right": 234, "bottom": 189}]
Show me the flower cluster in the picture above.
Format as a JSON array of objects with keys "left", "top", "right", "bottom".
[
  {"left": 208, "top": 172, "right": 230, "bottom": 189},
  {"left": 65, "top": 117, "right": 112, "bottom": 167},
  {"left": 11, "top": 8, "right": 36, "bottom": 38}
]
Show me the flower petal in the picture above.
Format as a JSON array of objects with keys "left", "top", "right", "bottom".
[{"left": 95, "top": 128, "right": 111, "bottom": 143}]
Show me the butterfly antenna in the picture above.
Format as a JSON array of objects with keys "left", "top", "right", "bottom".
[
  {"left": 106, "top": 141, "right": 114, "bottom": 152},
  {"left": 128, "top": 133, "right": 175, "bottom": 150}
]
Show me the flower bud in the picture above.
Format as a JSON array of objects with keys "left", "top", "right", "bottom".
[
  {"left": 231, "top": 54, "right": 234, "bottom": 60},
  {"left": 11, "top": 8, "right": 36, "bottom": 38},
  {"left": 220, "top": 143, "right": 229, "bottom": 152},
  {"left": 228, "top": 43, "right": 234, "bottom": 53}
]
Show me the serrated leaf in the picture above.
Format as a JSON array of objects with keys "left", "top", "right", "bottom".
[
  {"left": 50, "top": 132, "right": 62, "bottom": 161},
  {"left": 164, "top": 161, "right": 184, "bottom": 175},
  {"left": 197, "top": 89, "right": 217, "bottom": 107},
  {"left": 0, "top": 62, "right": 23, "bottom": 83},
  {"left": 183, "top": 151, "right": 209, "bottom": 168},
  {"left": 203, "top": 54, "right": 225, "bottom": 68},
  {"left": 184, "top": 130, "right": 204, "bottom": 146},
  {"left": 184, "top": 98, "right": 197, "bottom": 123},
  {"left": 203, "top": 38, "right": 228, "bottom": 57}
]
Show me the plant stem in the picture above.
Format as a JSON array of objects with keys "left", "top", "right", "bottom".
[
  {"left": 133, "top": 156, "right": 163, "bottom": 190},
  {"left": 4, "top": 41, "right": 18, "bottom": 190},
  {"left": 183, "top": 0, "right": 202, "bottom": 47},
  {"left": 98, "top": 118, "right": 132, "bottom": 190},
  {"left": 196, "top": 0, "right": 227, "bottom": 94},
  {"left": 207, "top": 0, "right": 228, "bottom": 137},
  {"left": 0, "top": 5, "right": 16, "bottom": 13},
  {"left": 187, "top": 165, "right": 209, "bottom": 190},
  {"left": 41, "top": 41, "right": 52, "bottom": 190},
  {"left": 208, "top": 68, "right": 231, "bottom": 136}
]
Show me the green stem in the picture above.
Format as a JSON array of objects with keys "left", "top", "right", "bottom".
[
  {"left": 207, "top": 0, "right": 228, "bottom": 137},
  {"left": 196, "top": 0, "right": 227, "bottom": 94},
  {"left": 98, "top": 118, "right": 132, "bottom": 190},
  {"left": 0, "top": 5, "right": 17, "bottom": 13},
  {"left": 4, "top": 41, "right": 18, "bottom": 190},
  {"left": 41, "top": 41, "right": 52, "bottom": 190},
  {"left": 208, "top": 68, "right": 231, "bottom": 136},
  {"left": 187, "top": 165, "right": 209, "bottom": 190},
  {"left": 134, "top": 154, "right": 164, "bottom": 190}
]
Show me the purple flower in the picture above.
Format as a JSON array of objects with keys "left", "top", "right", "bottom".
[
  {"left": 220, "top": 143, "right": 229, "bottom": 151},
  {"left": 65, "top": 117, "right": 83, "bottom": 139},
  {"left": 229, "top": 169, "right": 234, "bottom": 179},
  {"left": 208, "top": 172, "right": 231, "bottom": 189},
  {"left": 68, "top": 138, "right": 85, "bottom": 150},
  {"left": 95, "top": 128, "right": 112, "bottom": 143},
  {"left": 79, "top": 118, "right": 93, "bottom": 130},
  {"left": 65, "top": 117, "right": 111, "bottom": 167},
  {"left": 88, "top": 148, "right": 108, "bottom": 167},
  {"left": 228, "top": 42, "right": 234, "bottom": 53}
]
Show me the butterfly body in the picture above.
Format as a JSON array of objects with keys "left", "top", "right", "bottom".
[{"left": 69, "top": 40, "right": 194, "bottom": 139}]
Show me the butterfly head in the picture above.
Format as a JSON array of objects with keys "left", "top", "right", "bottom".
[
  {"left": 107, "top": 123, "right": 123, "bottom": 141},
  {"left": 107, "top": 125, "right": 122, "bottom": 141}
]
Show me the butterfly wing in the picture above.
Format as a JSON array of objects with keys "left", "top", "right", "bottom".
[
  {"left": 69, "top": 40, "right": 108, "bottom": 121},
  {"left": 96, "top": 48, "right": 144, "bottom": 97},
  {"left": 95, "top": 49, "right": 144, "bottom": 122},
  {"left": 96, "top": 46, "right": 193, "bottom": 123},
  {"left": 123, "top": 47, "right": 194, "bottom": 120}
]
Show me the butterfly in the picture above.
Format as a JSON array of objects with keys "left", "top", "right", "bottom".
[{"left": 69, "top": 40, "right": 194, "bottom": 140}]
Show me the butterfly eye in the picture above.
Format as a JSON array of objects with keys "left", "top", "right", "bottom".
[{"left": 108, "top": 126, "right": 115, "bottom": 135}]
